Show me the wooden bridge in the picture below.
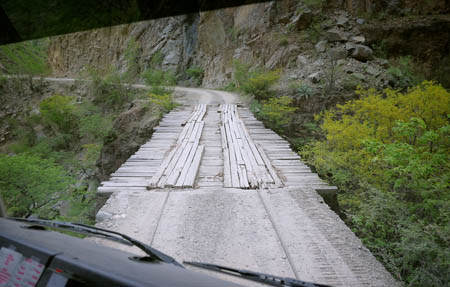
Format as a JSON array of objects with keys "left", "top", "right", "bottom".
[{"left": 98, "top": 104, "right": 336, "bottom": 194}]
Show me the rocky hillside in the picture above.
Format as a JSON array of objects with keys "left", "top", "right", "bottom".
[{"left": 48, "top": 0, "right": 450, "bottom": 88}]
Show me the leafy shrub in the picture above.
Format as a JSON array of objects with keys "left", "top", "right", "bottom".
[
  {"left": 123, "top": 38, "right": 141, "bottom": 83},
  {"left": 77, "top": 102, "right": 113, "bottom": 141},
  {"left": 386, "top": 56, "right": 423, "bottom": 90},
  {"left": 301, "top": 81, "right": 450, "bottom": 286},
  {"left": 257, "top": 96, "right": 297, "bottom": 132},
  {"left": 142, "top": 69, "right": 176, "bottom": 87},
  {"left": 186, "top": 66, "right": 204, "bottom": 86},
  {"left": 87, "top": 67, "right": 133, "bottom": 110},
  {"left": 40, "top": 94, "right": 79, "bottom": 135},
  {"left": 0, "top": 154, "right": 74, "bottom": 218},
  {"left": 290, "top": 81, "right": 314, "bottom": 101},
  {"left": 148, "top": 93, "right": 176, "bottom": 112},
  {"left": 232, "top": 60, "right": 252, "bottom": 88},
  {"left": 241, "top": 69, "right": 281, "bottom": 100}
]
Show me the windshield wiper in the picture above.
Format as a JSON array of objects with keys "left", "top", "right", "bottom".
[
  {"left": 10, "top": 218, "right": 183, "bottom": 268},
  {"left": 183, "top": 261, "right": 332, "bottom": 287}
]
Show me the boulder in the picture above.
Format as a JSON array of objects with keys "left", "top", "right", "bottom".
[
  {"left": 336, "top": 15, "right": 349, "bottom": 26},
  {"left": 352, "top": 73, "right": 366, "bottom": 81},
  {"left": 351, "top": 45, "right": 373, "bottom": 62},
  {"left": 315, "top": 40, "right": 328, "bottom": 53},
  {"left": 351, "top": 36, "right": 365, "bottom": 44},
  {"left": 345, "top": 42, "right": 357, "bottom": 51},
  {"left": 366, "top": 66, "right": 381, "bottom": 76},
  {"left": 308, "top": 72, "right": 321, "bottom": 83},
  {"left": 326, "top": 28, "right": 348, "bottom": 42},
  {"left": 329, "top": 48, "right": 348, "bottom": 60},
  {"left": 296, "top": 55, "right": 309, "bottom": 66}
]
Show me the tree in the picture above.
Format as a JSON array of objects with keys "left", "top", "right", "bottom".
[{"left": 0, "top": 154, "right": 74, "bottom": 218}]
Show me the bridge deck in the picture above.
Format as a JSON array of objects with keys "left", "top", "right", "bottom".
[{"left": 99, "top": 104, "right": 336, "bottom": 194}]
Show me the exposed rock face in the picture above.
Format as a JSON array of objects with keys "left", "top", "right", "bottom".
[
  {"left": 96, "top": 102, "right": 160, "bottom": 181},
  {"left": 48, "top": 14, "right": 199, "bottom": 78},
  {"left": 47, "top": 0, "right": 450, "bottom": 90},
  {"left": 361, "top": 15, "right": 450, "bottom": 78}
]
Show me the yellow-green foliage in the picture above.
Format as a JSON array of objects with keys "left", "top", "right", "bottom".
[
  {"left": 259, "top": 96, "right": 297, "bottom": 131},
  {"left": 242, "top": 70, "right": 281, "bottom": 100},
  {"left": 148, "top": 93, "right": 176, "bottom": 112},
  {"left": 40, "top": 94, "right": 79, "bottom": 135},
  {"left": 302, "top": 81, "right": 450, "bottom": 286}
]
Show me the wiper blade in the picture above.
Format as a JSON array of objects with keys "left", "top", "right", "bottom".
[
  {"left": 183, "top": 261, "right": 332, "bottom": 287},
  {"left": 11, "top": 218, "right": 183, "bottom": 268}
]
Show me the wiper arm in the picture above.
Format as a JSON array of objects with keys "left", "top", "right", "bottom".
[
  {"left": 11, "top": 218, "right": 183, "bottom": 268},
  {"left": 183, "top": 261, "right": 332, "bottom": 287}
]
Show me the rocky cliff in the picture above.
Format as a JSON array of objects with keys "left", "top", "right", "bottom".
[{"left": 48, "top": 0, "right": 450, "bottom": 89}]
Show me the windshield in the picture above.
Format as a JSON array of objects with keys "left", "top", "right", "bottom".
[{"left": 1, "top": 1, "right": 449, "bottom": 287}]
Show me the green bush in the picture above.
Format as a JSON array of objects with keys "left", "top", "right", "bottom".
[
  {"left": 142, "top": 68, "right": 176, "bottom": 87},
  {"left": 0, "top": 154, "right": 74, "bottom": 218},
  {"left": 386, "top": 56, "right": 423, "bottom": 90},
  {"left": 231, "top": 61, "right": 281, "bottom": 100},
  {"left": 257, "top": 96, "right": 297, "bottom": 132},
  {"left": 148, "top": 93, "right": 176, "bottom": 112},
  {"left": 186, "top": 66, "right": 204, "bottom": 86},
  {"left": 123, "top": 38, "right": 141, "bottom": 83},
  {"left": 87, "top": 67, "right": 133, "bottom": 110},
  {"left": 241, "top": 70, "right": 281, "bottom": 100},
  {"left": 301, "top": 81, "right": 450, "bottom": 286},
  {"left": 40, "top": 94, "right": 79, "bottom": 135},
  {"left": 77, "top": 102, "right": 113, "bottom": 141},
  {"left": 232, "top": 60, "right": 252, "bottom": 88}
]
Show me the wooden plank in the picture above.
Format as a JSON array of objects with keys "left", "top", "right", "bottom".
[
  {"left": 228, "top": 139, "right": 240, "bottom": 188},
  {"left": 165, "top": 142, "right": 195, "bottom": 186},
  {"left": 238, "top": 119, "right": 264, "bottom": 166},
  {"left": 183, "top": 145, "right": 204, "bottom": 187},
  {"left": 176, "top": 141, "right": 200, "bottom": 187},
  {"left": 256, "top": 143, "right": 283, "bottom": 187},
  {"left": 239, "top": 165, "right": 250, "bottom": 189},
  {"left": 223, "top": 148, "right": 232, "bottom": 188},
  {"left": 147, "top": 141, "right": 183, "bottom": 189},
  {"left": 239, "top": 138, "right": 259, "bottom": 188},
  {"left": 220, "top": 125, "right": 227, "bottom": 150}
]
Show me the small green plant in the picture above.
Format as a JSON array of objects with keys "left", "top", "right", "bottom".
[
  {"left": 372, "top": 40, "right": 388, "bottom": 59},
  {"left": 290, "top": 81, "right": 314, "bottom": 100},
  {"left": 241, "top": 70, "right": 281, "bottom": 100},
  {"left": 306, "top": 16, "right": 323, "bottom": 43},
  {"left": 149, "top": 51, "right": 164, "bottom": 68},
  {"left": 148, "top": 93, "right": 176, "bottom": 112},
  {"left": 87, "top": 67, "right": 133, "bottom": 109},
  {"left": 40, "top": 94, "right": 79, "bottom": 135},
  {"left": 279, "top": 35, "right": 289, "bottom": 47},
  {"left": 258, "top": 96, "right": 297, "bottom": 132},
  {"left": 386, "top": 56, "right": 423, "bottom": 90},
  {"left": 123, "top": 38, "right": 141, "bottom": 83},
  {"left": 186, "top": 66, "right": 204, "bottom": 86},
  {"left": 142, "top": 69, "right": 176, "bottom": 87},
  {"left": 232, "top": 60, "right": 252, "bottom": 88},
  {"left": 304, "top": 0, "right": 326, "bottom": 9}
]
